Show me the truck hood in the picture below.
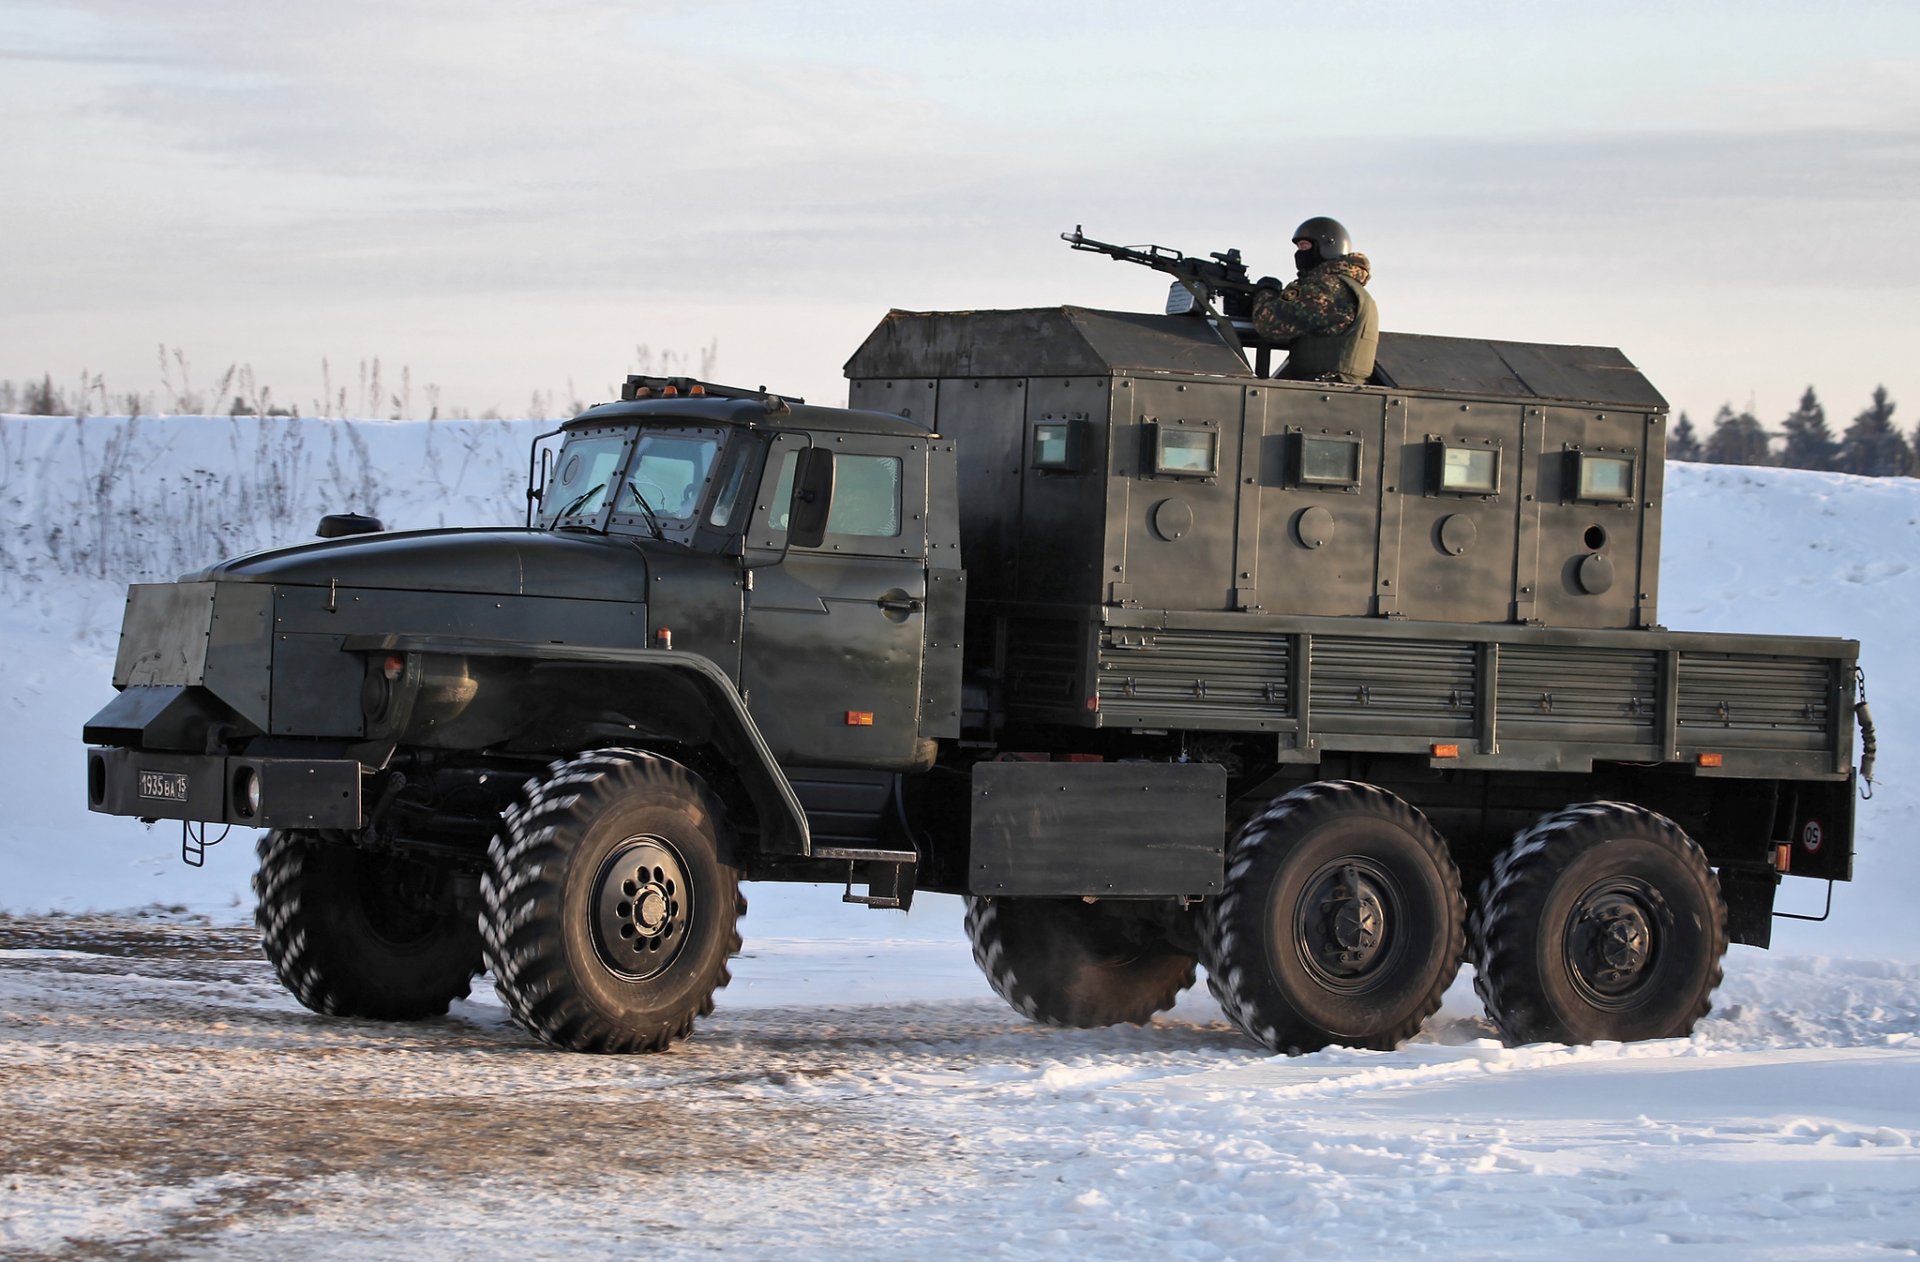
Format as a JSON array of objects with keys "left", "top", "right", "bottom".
[{"left": 184, "top": 528, "right": 649, "bottom": 602}]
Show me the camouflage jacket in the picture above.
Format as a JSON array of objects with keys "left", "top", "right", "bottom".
[{"left": 1251, "top": 253, "right": 1373, "bottom": 344}]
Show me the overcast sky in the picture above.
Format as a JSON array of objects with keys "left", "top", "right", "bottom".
[{"left": 3, "top": 0, "right": 1916, "bottom": 430}]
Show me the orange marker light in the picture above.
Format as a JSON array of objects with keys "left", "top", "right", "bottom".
[
  {"left": 689, "top": 384, "right": 706, "bottom": 395},
  {"left": 1774, "top": 843, "right": 1793, "bottom": 873},
  {"left": 1697, "top": 752, "right": 1724, "bottom": 768},
  {"left": 1431, "top": 743, "right": 1460, "bottom": 759},
  {"left": 845, "top": 711, "right": 874, "bottom": 727}
]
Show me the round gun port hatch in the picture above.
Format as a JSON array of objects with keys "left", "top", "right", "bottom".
[
  {"left": 1437, "top": 513, "right": 1477, "bottom": 556},
  {"left": 1293, "top": 505, "right": 1336, "bottom": 549},
  {"left": 1151, "top": 497, "right": 1193, "bottom": 542},
  {"left": 1577, "top": 552, "right": 1616, "bottom": 594}
]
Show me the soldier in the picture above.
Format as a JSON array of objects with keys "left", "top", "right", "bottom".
[{"left": 1252, "top": 216, "right": 1379, "bottom": 384}]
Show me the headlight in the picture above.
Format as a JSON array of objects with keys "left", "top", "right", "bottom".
[{"left": 233, "top": 767, "right": 261, "bottom": 819}]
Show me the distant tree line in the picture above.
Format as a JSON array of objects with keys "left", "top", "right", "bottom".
[{"left": 1669, "top": 385, "right": 1911, "bottom": 476}]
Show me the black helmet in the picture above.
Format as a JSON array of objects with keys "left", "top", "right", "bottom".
[{"left": 1292, "top": 216, "right": 1352, "bottom": 261}]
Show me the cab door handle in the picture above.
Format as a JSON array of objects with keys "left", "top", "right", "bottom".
[{"left": 877, "top": 595, "right": 923, "bottom": 613}]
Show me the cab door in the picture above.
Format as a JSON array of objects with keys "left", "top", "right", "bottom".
[{"left": 739, "top": 431, "right": 930, "bottom": 769}]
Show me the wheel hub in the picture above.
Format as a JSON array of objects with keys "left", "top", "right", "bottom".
[
  {"left": 592, "top": 836, "right": 692, "bottom": 981},
  {"left": 1296, "top": 861, "right": 1398, "bottom": 989},
  {"left": 1566, "top": 881, "right": 1664, "bottom": 1003},
  {"left": 635, "top": 887, "right": 670, "bottom": 934}
]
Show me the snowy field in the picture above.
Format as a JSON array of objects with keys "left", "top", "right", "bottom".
[{"left": 3, "top": 413, "right": 1919, "bottom": 1257}]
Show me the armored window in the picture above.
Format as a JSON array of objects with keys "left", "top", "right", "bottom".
[
  {"left": 1571, "top": 451, "right": 1635, "bottom": 502},
  {"left": 767, "top": 451, "right": 902, "bottom": 539},
  {"left": 1429, "top": 441, "right": 1502, "bottom": 496},
  {"left": 1292, "top": 434, "right": 1364, "bottom": 489},
  {"left": 707, "top": 448, "right": 754, "bottom": 527},
  {"left": 540, "top": 432, "right": 629, "bottom": 525},
  {"left": 1031, "top": 415, "right": 1087, "bottom": 473},
  {"left": 620, "top": 432, "right": 721, "bottom": 521},
  {"left": 1152, "top": 425, "right": 1218, "bottom": 478}
]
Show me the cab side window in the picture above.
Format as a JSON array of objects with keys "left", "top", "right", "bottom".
[{"left": 769, "top": 452, "right": 902, "bottom": 539}]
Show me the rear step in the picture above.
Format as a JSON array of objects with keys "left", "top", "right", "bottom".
[{"left": 812, "top": 845, "right": 918, "bottom": 910}]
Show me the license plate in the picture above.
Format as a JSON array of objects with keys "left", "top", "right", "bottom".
[{"left": 138, "top": 770, "right": 191, "bottom": 802}]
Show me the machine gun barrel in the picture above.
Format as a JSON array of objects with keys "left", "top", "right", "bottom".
[
  {"left": 1061, "top": 226, "right": 1256, "bottom": 292},
  {"left": 1062, "top": 226, "right": 1267, "bottom": 362}
]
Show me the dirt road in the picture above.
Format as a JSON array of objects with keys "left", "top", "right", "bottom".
[
  {"left": 8, "top": 914, "right": 1920, "bottom": 1262},
  {"left": 0, "top": 914, "right": 1058, "bottom": 1260}
]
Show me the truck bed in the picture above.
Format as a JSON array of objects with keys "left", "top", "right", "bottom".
[{"left": 990, "top": 602, "right": 1858, "bottom": 784}]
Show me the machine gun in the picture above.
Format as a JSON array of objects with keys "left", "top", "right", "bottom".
[{"left": 1061, "top": 226, "right": 1276, "bottom": 372}]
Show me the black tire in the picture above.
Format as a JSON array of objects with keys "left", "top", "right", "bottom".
[
  {"left": 1473, "top": 802, "right": 1727, "bottom": 1046},
  {"left": 480, "top": 749, "right": 743, "bottom": 1054},
  {"left": 253, "top": 829, "right": 482, "bottom": 1020},
  {"left": 1198, "top": 913, "right": 1249, "bottom": 1032},
  {"left": 1206, "top": 780, "right": 1465, "bottom": 1054},
  {"left": 965, "top": 897, "right": 1196, "bottom": 1028}
]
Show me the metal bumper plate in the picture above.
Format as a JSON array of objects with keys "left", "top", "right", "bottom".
[{"left": 87, "top": 747, "right": 362, "bottom": 829}]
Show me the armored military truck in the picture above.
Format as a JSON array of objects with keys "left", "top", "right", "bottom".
[{"left": 85, "top": 263, "right": 1867, "bottom": 1057}]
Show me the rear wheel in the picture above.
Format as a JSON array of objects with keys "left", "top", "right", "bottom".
[
  {"left": 1473, "top": 802, "right": 1727, "bottom": 1045},
  {"left": 965, "top": 897, "right": 1196, "bottom": 1028},
  {"left": 254, "top": 829, "right": 482, "bottom": 1020},
  {"left": 480, "top": 749, "right": 743, "bottom": 1054},
  {"left": 1206, "top": 781, "right": 1465, "bottom": 1054}
]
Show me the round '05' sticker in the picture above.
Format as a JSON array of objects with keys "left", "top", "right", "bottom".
[{"left": 1801, "top": 819, "right": 1825, "bottom": 853}]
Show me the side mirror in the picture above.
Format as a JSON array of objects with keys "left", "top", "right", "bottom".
[{"left": 787, "top": 448, "right": 834, "bottom": 550}]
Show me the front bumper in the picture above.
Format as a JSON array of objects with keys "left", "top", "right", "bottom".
[{"left": 86, "top": 747, "right": 363, "bottom": 829}]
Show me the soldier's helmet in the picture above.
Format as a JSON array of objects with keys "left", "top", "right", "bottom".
[{"left": 1292, "top": 216, "right": 1353, "bottom": 261}]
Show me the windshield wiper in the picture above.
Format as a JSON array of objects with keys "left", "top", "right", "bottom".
[
  {"left": 622, "top": 481, "right": 670, "bottom": 542},
  {"left": 553, "top": 482, "right": 605, "bottom": 519}
]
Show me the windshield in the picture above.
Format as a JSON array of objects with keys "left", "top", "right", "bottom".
[
  {"left": 540, "top": 425, "right": 728, "bottom": 532},
  {"left": 622, "top": 431, "right": 721, "bottom": 521},
  {"left": 540, "top": 433, "right": 629, "bottom": 524}
]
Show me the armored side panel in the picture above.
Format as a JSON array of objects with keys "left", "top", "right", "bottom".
[{"left": 846, "top": 309, "right": 1668, "bottom": 634}]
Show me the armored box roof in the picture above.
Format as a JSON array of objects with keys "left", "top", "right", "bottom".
[
  {"left": 846, "top": 307, "right": 1667, "bottom": 412},
  {"left": 845, "top": 307, "right": 1251, "bottom": 380},
  {"left": 1372, "top": 333, "right": 1668, "bottom": 412}
]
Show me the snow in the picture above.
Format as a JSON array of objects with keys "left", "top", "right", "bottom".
[{"left": 3, "top": 415, "right": 1920, "bottom": 1257}]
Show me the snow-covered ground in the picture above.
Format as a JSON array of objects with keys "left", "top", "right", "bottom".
[
  {"left": 4, "top": 920, "right": 1919, "bottom": 1259},
  {"left": 3, "top": 414, "right": 1919, "bottom": 1257}
]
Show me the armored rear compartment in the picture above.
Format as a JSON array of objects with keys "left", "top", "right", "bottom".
[{"left": 846, "top": 307, "right": 1668, "bottom": 630}]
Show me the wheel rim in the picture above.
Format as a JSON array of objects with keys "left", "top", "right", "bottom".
[
  {"left": 1291, "top": 858, "right": 1405, "bottom": 994},
  {"left": 1562, "top": 876, "right": 1667, "bottom": 1009},
  {"left": 591, "top": 835, "right": 693, "bottom": 981}
]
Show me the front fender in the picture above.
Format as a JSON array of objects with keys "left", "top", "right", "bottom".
[{"left": 346, "top": 633, "right": 811, "bottom": 856}]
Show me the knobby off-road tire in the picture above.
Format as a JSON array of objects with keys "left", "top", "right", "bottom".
[
  {"left": 1206, "top": 781, "right": 1466, "bottom": 1054},
  {"left": 1198, "top": 909, "right": 1249, "bottom": 1033},
  {"left": 254, "top": 829, "right": 483, "bottom": 1020},
  {"left": 1473, "top": 802, "right": 1727, "bottom": 1046},
  {"left": 965, "top": 897, "right": 1197, "bottom": 1028},
  {"left": 481, "top": 749, "right": 743, "bottom": 1054}
]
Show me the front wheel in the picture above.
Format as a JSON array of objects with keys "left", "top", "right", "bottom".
[
  {"left": 1473, "top": 802, "right": 1727, "bottom": 1045},
  {"left": 480, "top": 749, "right": 743, "bottom": 1054},
  {"left": 1205, "top": 780, "right": 1465, "bottom": 1054},
  {"left": 254, "top": 829, "right": 483, "bottom": 1020}
]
